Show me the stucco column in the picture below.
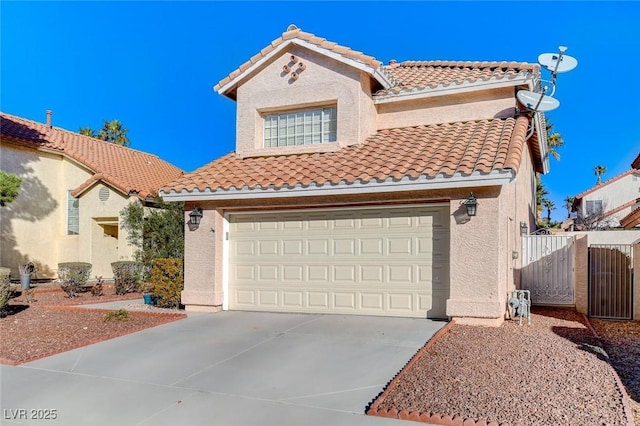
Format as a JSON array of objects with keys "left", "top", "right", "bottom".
[
  {"left": 634, "top": 242, "right": 640, "bottom": 320},
  {"left": 447, "top": 195, "right": 504, "bottom": 326},
  {"left": 573, "top": 234, "right": 588, "bottom": 314},
  {"left": 181, "top": 206, "right": 223, "bottom": 312}
]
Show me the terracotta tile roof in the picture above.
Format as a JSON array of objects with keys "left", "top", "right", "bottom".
[
  {"left": 620, "top": 205, "right": 640, "bottom": 229},
  {"left": 573, "top": 169, "right": 640, "bottom": 202},
  {"left": 632, "top": 152, "right": 640, "bottom": 169},
  {"left": 214, "top": 25, "right": 538, "bottom": 101},
  {"left": 0, "top": 112, "right": 183, "bottom": 199},
  {"left": 377, "top": 60, "right": 538, "bottom": 97},
  {"left": 162, "top": 116, "right": 529, "bottom": 195}
]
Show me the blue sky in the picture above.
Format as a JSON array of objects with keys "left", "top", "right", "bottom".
[{"left": 2, "top": 1, "right": 638, "bottom": 222}]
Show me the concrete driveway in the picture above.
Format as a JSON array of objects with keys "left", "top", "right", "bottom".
[{"left": 1, "top": 311, "right": 446, "bottom": 425}]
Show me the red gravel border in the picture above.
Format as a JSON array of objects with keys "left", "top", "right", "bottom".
[{"left": 367, "top": 312, "right": 634, "bottom": 426}]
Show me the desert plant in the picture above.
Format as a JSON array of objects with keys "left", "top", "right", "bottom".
[
  {"left": 0, "top": 267, "right": 11, "bottom": 312},
  {"left": 149, "top": 258, "right": 183, "bottom": 308},
  {"left": 91, "top": 276, "right": 104, "bottom": 297},
  {"left": 111, "top": 261, "right": 142, "bottom": 295},
  {"left": 58, "top": 262, "right": 92, "bottom": 298},
  {"left": 104, "top": 309, "right": 129, "bottom": 322}
]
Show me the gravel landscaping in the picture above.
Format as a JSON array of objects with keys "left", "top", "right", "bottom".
[
  {"left": 368, "top": 307, "right": 636, "bottom": 426},
  {"left": 0, "top": 285, "right": 186, "bottom": 365}
]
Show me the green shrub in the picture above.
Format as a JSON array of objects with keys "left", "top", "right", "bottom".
[
  {"left": 104, "top": 309, "right": 129, "bottom": 322},
  {"left": 58, "top": 262, "right": 92, "bottom": 298},
  {"left": 0, "top": 267, "right": 11, "bottom": 312},
  {"left": 150, "top": 258, "right": 183, "bottom": 308},
  {"left": 111, "top": 261, "right": 142, "bottom": 295}
]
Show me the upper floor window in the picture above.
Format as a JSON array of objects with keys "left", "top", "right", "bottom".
[
  {"left": 264, "top": 106, "right": 337, "bottom": 148},
  {"left": 67, "top": 191, "right": 79, "bottom": 235},
  {"left": 585, "top": 199, "right": 603, "bottom": 216}
]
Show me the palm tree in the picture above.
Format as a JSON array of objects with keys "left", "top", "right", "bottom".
[
  {"left": 78, "top": 127, "right": 97, "bottom": 137},
  {"left": 541, "top": 199, "right": 555, "bottom": 223},
  {"left": 535, "top": 174, "right": 550, "bottom": 222},
  {"left": 98, "top": 120, "right": 130, "bottom": 146},
  {"left": 546, "top": 120, "right": 564, "bottom": 161},
  {"left": 594, "top": 165, "right": 607, "bottom": 185},
  {"left": 78, "top": 119, "right": 130, "bottom": 146},
  {"left": 563, "top": 196, "right": 575, "bottom": 218}
]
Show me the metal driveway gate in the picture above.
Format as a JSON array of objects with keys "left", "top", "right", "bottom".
[
  {"left": 588, "top": 244, "right": 633, "bottom": 319},
  {"left": 522, "top": 234, "right": 575, "bottom": 305}
]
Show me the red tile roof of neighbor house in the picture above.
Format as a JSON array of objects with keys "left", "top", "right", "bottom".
[
  {"left": 162, "top": 116, "right": 529, "bottom": 194},
  {"left": 0, "top": 112, "right": 183, "bottom": 199},
  {"left": 214, "top": 25, "right": 538, "bottom": 99},
  {"left": 620, "top": 205, "right": 640, "bottom": 229},
  {"left": 632, "top": 152, "right": 640, "bottom": 169}
]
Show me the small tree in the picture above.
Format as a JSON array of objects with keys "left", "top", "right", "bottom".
[
  {"left": 120, "top": 198, "right": 184, "bottom": 277},
  {"left": 0, "top": 171, "right": 22, "bottom": 206}
]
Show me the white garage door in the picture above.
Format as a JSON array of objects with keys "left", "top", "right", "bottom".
[{"left": 228, "top": 206, "right": 449, "bottom": 318}]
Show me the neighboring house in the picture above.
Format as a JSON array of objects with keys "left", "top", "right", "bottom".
[
  {"left": 571, "top": 152, "right": 640, "bottom": 229},
  {"left": 0, "top": 111, "right": 184, "bottom": 279},
  {"left": 160, "top": 25, "right": 549, "bottom": 326}
]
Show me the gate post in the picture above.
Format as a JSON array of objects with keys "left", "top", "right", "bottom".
[
  {"left": 574, "top": 234, "right": 588, "bottom": 314},
  {"left": 634, "top": 242, "right": 639, "bottom": 320}
]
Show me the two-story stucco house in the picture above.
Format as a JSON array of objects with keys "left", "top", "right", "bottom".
[
  {"left": 160, "top": 25, "right": 550, "bottom": 326},
  {"left": 0, "top": 111, "right": 184, "bottom": 279},
  {"left": 572, "top": 152, "right": 640, "bottom": 230}
]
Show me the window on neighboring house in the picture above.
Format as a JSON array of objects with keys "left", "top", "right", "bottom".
[
  {"left": 67, "top": 191, "right": 79, "bottom": 235},
  {"left": 264, "top": 106, "right": 337, "bottom": 148},
  {"left": 585, "top": 200, "right": 603, "bottom": 216}
]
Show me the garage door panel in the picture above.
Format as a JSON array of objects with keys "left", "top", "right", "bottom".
[
  {"left": 258, "top": 265, "right": 278, "bottom": 280},
  {"left": 258, "top": 290, "right": 278, "bottom": 306},
  {"left": 308, "top": 291, "right": 329, "bottom": 308},
  {"left": 308, "top": 265, "right": 329, "bottom": 281},
  {"left": 229, "top": 206, "right": 449, "bottom": 318},
  {"left": 334, "top": 293, "right": 356, "bottom": 309},
  {"left": 283, "top": 291, "right": 303, "bottom": 308}
]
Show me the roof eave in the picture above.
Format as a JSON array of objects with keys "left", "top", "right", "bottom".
[
  {"left": 160, "top": 169, "right": 515, "bottom": 202},
  {"left": 374, "top": 74, "right": 534, "bottom": 104},
  {"left": 215, "top": 38, "right": 391, "bottom": 99}
]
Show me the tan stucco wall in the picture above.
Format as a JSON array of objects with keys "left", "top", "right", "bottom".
[
  {"left": 1, "top": 143, "right": 135, "bottom": 279},
  {"left": 377, "top": 87, "right": 516, "bottom": 130},
  {"left": 235, "top": 46, "right": 377, "bottom": 158},
  {"left": 182, "top": 203, "right": 223, "bottom": 312},
  {"left": 78, "top": 183, "right": 136, "bottom": 278},
  {"left": 1, "top": 144, "right": 67, "bottom": 277}
]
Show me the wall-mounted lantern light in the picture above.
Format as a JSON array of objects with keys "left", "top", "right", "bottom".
[
  {"left": 520, "top": 222, "right": 528, "bottom": 235},
  {"left": 463, "top": 193, "right": 478, "bottom": 217},
  {"left": 188, "top": 207, "right": 203, "bottom": 227}
]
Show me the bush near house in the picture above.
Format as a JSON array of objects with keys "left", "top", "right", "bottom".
[
  {"left": 149, "top": 258, "right": 183, "bottom": 309},
  {"left": 0, "top": 267, "right": 11, "bottom": 312},
  {"left": 58, "top": 262, "right": 92, "bottom": 298},
  {"left": 111, "top": 261, "right": 142, "bottom": 295}
]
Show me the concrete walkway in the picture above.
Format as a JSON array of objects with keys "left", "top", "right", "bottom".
[{"left": 0, "top": 311, "right": 446, "bottom": 425}]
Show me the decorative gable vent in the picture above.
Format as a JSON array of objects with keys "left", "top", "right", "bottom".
[{"left": 99, "top": 187, "right": 110, "bottom": 202}]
